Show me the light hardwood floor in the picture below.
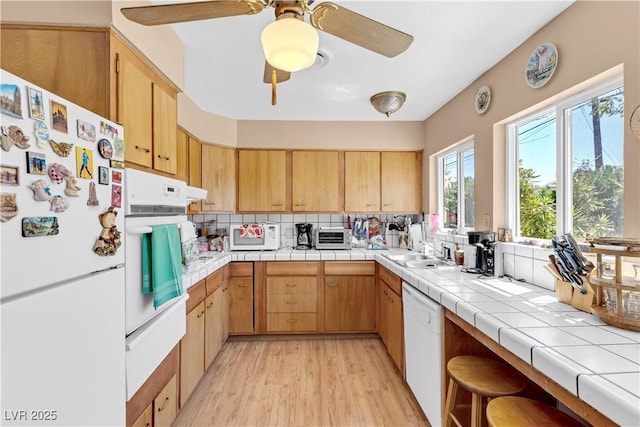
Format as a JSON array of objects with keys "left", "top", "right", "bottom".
[{"left": 173, "top": 337, "right": 430, "bottom": 427}]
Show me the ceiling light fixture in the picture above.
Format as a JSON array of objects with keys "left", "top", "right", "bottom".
[
  {"left": 370, "top": 91, "right": 406, "bottom": 117},
  {"left": 261, "top": 14, "right": 319, "bottom": 73}
]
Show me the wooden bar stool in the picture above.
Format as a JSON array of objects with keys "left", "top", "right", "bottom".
[
  {"left": 486, "top": 397, "right": 584, "bottom": 427},
  {"left": 444, "top": 355, "right": 527, "bottom": 427}
]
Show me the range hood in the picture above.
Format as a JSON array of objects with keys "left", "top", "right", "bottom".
[{"left": 186, "top": 186, "right": 207, "bottom": 203}]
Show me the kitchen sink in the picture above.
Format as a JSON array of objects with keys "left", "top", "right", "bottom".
[
  {"left": 385, "top": 254, "right": 431, "bottom": 262},
  {"left": 383, "top": 253, "right": 454, "bottom": 268}
]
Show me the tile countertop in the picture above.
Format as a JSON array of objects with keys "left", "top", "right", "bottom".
[{"left": 183, "top": 247, "right": 640, "bottom": 426}]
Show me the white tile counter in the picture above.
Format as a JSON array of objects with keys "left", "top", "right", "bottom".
[
  {"left": 182, "top": 247, "right": 639, "bottom": 426},
  {"left": 375, "top": 253, "right": 640, "bottom": 427}
]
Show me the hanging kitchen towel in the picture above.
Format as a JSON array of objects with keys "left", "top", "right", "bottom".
[
  {"left": 239, "top": 223, "right": 264, "bottom": 238},
  {"left": 179, "top": 221, "right": 199, "bottom": 267},
  {"left": 142, "top": 224, "right": 184, "bottom": 308}
]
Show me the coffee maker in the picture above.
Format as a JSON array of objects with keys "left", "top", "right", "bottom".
[
  {"left": 295, "top": 223, "right": 313, "bottom": 250},
  {"left": 466, "top": 231, "right": 497, "bottom": 276}
]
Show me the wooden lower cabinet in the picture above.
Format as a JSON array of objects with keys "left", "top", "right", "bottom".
[
  {"left": 180, "top": 300, "right": 205, "bottom": 407},
  {"left": 204, "top": 287, "right": 224, "bottom": 367},
  {"left": 131, "top": 404, "right": 152, "bottom": 427},
  {"left": 265, "top": 262, "right": 319, "bottom": 333},
  {"left": 324, "top": 261, "right": 376, "bottom": 332},
  {"left": 377, "top": 265, "right": 404, "bottom": 374},
  {"left": 153, "top": 375, "right": 177, "bottom": 427},
  {"left": 228, "top": 262, "right": 254, "bottom": 334}
]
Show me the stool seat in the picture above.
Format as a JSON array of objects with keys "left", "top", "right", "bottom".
[
  {"left": 447, "top": 355, "right": 528, "bottom": 397},
  {"left": 444, "top": 356, "right": 527, "bottom": 427},
  {"left": 486, "top": 397, "right": 584, "bottom": 427}
]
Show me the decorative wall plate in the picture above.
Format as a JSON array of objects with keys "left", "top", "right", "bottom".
[
  {"left": 97, "top": 138, "right": 113, "bottom": 159},
  {"left": 631, "top": 105, "right": 640, "bottom": 139},
  {"left": 474, "top": 85, "right": 491, "bottom": 114},
  {"left": 526, "top": 42, "right": 558, "bottom": 89}
]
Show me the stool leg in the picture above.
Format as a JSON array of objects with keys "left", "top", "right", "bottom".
[
  {"left": 444, "top": 379, "right": 458, "bottom": 427},
  {"left": 471, "top": 393, "right": 483, "bottom": 427}
]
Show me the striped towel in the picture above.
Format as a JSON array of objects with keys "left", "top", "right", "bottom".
[{"left": 142, "top": 224, "right": 184, "bottom": 308}]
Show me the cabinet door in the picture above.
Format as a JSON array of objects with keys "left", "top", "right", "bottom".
[
  {"left": 153, "top": 375, "right": 177, "bottom": 427},
  {"left": 131, "top": 404, "right": 152, "bottom": 427},
  {"left": 188, "top": 136, "right": 202, "bottom": 213},
  {"left": 377, "top": 280, "right": 389, "bottom": 347},
  {"left": 344, "top": 152, "right": 381, "bottom": 212},
  {"left": 201, "top": 144, "right": 236, "bottom": 212},
  {"left": 175, "top": 128, "right": 188, "bottom": 183},
  {"left": 381, "top": 151, "right": 421, "bottom": 213},
  {"left": 237, "top": 150, "right": 286, "bottom": 212},
  {"left": 204, "top": 290, "right": 223, "bottom": 368},
  {"left": 228, "top": 277, "right": 254, "bottom": 334},
  {"left": 292, "top": 151, "right": 340, "bottom": 212},
  {"left": 179, "top": 302, "right": 205, "bottom": 407},
  {"left": 119, "top": 55, "right": 153, "bottom": 168},
  {"left": 387, "top": 287, "right": 404, "bottom": 373},
  {"left": 324, "top": 276, "right": 375, "bottom": 332},
  {"left": 221, "top": 283, "right": 230, "bottom": 340},
  {"left": 152, "top": 84, "right": 178, "bottom": 174}
]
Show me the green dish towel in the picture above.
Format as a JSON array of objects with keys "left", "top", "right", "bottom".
[{"left": 142, "top": 224, "right": 184, "bottom": 308}]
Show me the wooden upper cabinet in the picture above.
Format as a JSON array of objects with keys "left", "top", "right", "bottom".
[
  {"left": 152, "top": 84, "right": 178, "bottom": 174},
  {"left": 119, "top": 55, "right": 153, "bottom": 168},
  {"left": 0, "top": 26, "right": 110, "bottom": 118},
  {"left": 237, "top": 150, "right": 286, "bottom": 212},
  {"left": 292, "top": 151, "right": 340, "bottom": 212},
  {"left": 175, "top": 128, "right": 188, "bottom": 183},
  {"left": 201, "top": 144, "right": 236, "bottom": 212},
  {"left": 344, "top": 152, "right": 381, "bottom": 212},
  {"left": 381, "top": 151, "right": 422, "bottom": 213},
  {"left": 187, "top": 134, "right": 202, "bottom": 213},
  {"left": 112, "top": 33, "right": 178, "bottom": 176}
]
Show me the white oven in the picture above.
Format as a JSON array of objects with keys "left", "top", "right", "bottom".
[{"left": 123, "top": 169, "right": 189, "bottom": 399}]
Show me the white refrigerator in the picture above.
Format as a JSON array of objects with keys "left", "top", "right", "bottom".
[{"left": 0, "top": 69, "right": 126, "bottom": 426}]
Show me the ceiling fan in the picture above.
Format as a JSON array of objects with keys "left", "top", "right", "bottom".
[{"left": 121, "top": 0, "right": 414, "bottom": 104}]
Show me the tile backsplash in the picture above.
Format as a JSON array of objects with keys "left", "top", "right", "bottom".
[{"left": 188, "top": 213, "right": 422, "bottom": 249}]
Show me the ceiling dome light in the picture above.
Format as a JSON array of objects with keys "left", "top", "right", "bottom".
[
  {"left": 261, "top": 16, "right": 319, "bottom": 73},
  {"left": 370, "top": 91, "right": 406, "bottom": 117}
]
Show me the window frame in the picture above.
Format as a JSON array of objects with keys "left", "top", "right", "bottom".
[
  {"left": 506, "top": 75, "right": 624, "bottom": 240},
  {"left": 437, "top": 139, "right": 475, "bottom": 231}
]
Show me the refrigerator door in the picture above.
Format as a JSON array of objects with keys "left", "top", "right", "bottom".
[
  {"left": 1, "top": 267, "right": 125, "bottom": 426},
  {"left": 0, "top": 70, "right": 125, "bottom": 299}
]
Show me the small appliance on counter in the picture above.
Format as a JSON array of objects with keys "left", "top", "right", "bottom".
[
  {"left": 295, "top": 223, "right": 313, "bottom": 250},
  {"left": 315, "top": 227, "right": 352, "bottom": 250},
  {"left": 464, "top": 231, "right": 497, "bottom": 276},
  {"left": 229, "top": 223, "right": 280, "bottom": 250}
]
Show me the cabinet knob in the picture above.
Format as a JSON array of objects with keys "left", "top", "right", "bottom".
[
  {"left": 366, "top": 203, "right": 376, "bottom": 207},
  {"left": 157, "top": 154, "right": 170, "bottom": 161},
  {"left": 272, "top": 203, "right": 284, "bottom": 207},
  {"left": 286, "top": 300, "right": 297, "bottom": 304},
  {"left": 204, "top": 201, "right": 216, "bottom": 205},
  {"left": 383, "top": 203, "right": 392, "bottom": 207},
  {"left": 286, "top": 318, "right": 298, "bottom": 323},
  {"left": 134, "top": 145, "right": 150, "bottom": 153},
  {"left": 327, "top": 284, "right": 340, "bottom": 287},
  {"left": 285, "top": 283, "right": 297, "bottom": 287},
  {"left": 157, "top": 396, "right": 170, "bottom": 412},
  {"left": 239, "top": 284, "right": 250, "bottom": 288},
  {"left": 294, "top": 203, "right": 305, "bottom": 207}
]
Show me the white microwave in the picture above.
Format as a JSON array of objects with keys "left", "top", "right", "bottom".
[{"left": 229, "top": 223, "right": 280, "bottom": 251}]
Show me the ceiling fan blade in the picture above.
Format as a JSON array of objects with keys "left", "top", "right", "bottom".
[
  {"left": 120, "top": 0, "right": 264, "bottom": 26},
  {"left": 310, "top": 2, "right": 413, "bottom": 58},
  {"left": 263, "top": 61, "right": 291, "bottom": 84}
]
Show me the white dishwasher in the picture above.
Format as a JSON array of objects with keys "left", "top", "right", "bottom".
[{"left": 403, "top": 281, "right": 442, "bottom": 427}]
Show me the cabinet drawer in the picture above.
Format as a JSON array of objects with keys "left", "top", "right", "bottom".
[
  {"left": 324, "top": 261, "right": 375, "bottom": 275},
  {"left": 266, "top": 262, "right": 318, "bottom": 276},
  {"left": 205, "top": 269, "right": 222, "bottom": 295},
  {"left": 266, "top": 277, "right": 316, "bottom": 295},
  {"left": 267, "top": 293, "right": 317, "bottom": 313},
  {"left": 378, "top": 265, "right": 402, "bottom": 296},
  {"left": 229, "top": 262, "right": 253, "bottom": 277},
  {"left": 266, "top": 313, "right": 317, "bottom": 332},
  {"left": 186, "top": 280, "right": 206, "bottom": 312}
]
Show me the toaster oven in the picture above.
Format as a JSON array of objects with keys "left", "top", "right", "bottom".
[{"left": 315, "top": 227, "right": 352, "bottom": 250}]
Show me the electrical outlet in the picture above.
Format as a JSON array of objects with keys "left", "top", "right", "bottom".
[{"left": 482, "top": 214, "right": 491, "bottom": 229}]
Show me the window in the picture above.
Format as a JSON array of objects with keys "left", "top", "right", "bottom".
[
  {"left": 507, "top": 77, "right": 624, "bottom": 240},
  {"left": 438, "top": 141, "right": 474, "bottom": 230}
]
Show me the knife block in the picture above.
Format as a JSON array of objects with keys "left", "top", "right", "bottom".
[{"left": 555, "top": 278, "right": 595, "bottom": 313}]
